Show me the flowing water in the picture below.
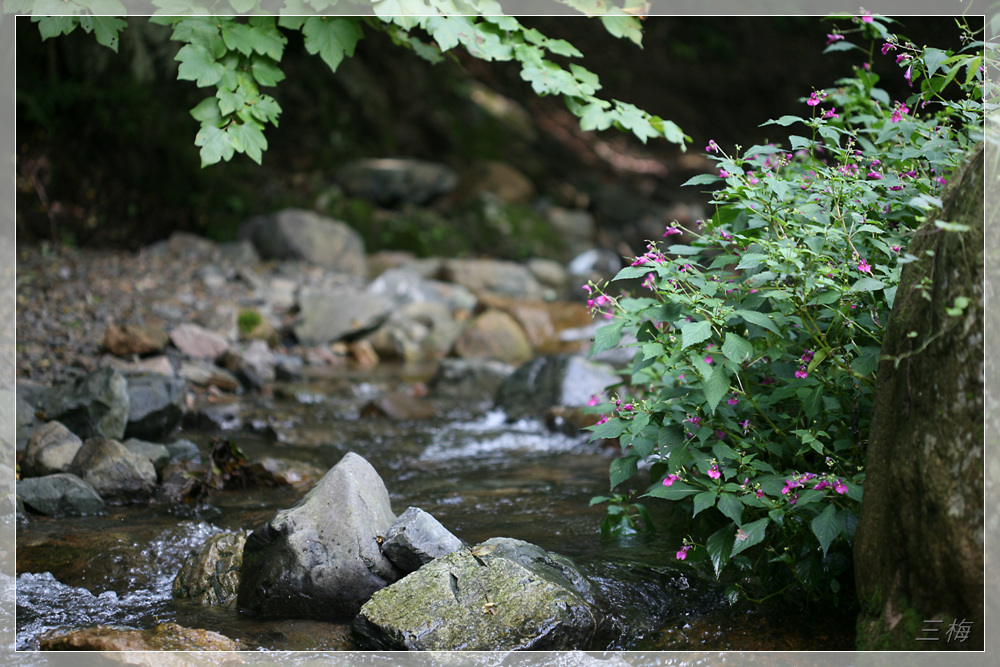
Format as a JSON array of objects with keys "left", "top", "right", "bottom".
[{"left": 14, "top": 363, "right": 857, "bottom": 652}]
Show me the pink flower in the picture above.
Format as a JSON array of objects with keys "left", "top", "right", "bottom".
[
  {"left": 867, "top": 170, "right": 883, "bottom": 179},
  {"left": 706, "top": 139, "right": 720, "bottom": 153},
  {"left": 881, "top": 41, "right": 896, "bottom": 55},
  {"left": 707, "top": 464, "right": 721, "bottom": 479},
  {"left": 892, "top": 245, "right": 901, "bottom": 253},
  {"left": 795, "top": 366, "right": 809, "bottom": 379},
  {"left": 891, "top": 103, "right": 909, "bottom": 122},
  {"left": 822, "top": 107, "right": 838, "bottom": 119},
  {"left": 595, "top": 414, "right": 608, "bottom": 425},
  {"left": 859, "top": 8, "right": 873, "bottom": 23},
  {"left": 727, "top": 396, "right": 739, "bottom": 406},
  {"left": 904, "top": 64, "right": 913, "bottom": 86},
  {"left": 740, "top": 419, "right": 751, "bottom": 433},
  {"left": 826, "top": 33, "right": 844, "bottom": 46},
  {"left": 801, "top": 349, "right": 814, "bottom": 363},
  {"left": 813, "top": 480, "right": 832, "bottom": 491},
  {"left": 676, "top": 545, "right": 692, "bottom": 560},
  {"left": 808, "top": 91, "right": 825, "bottom": 107},
  {"left": 715, "top": 430, "right": 726, "bottom": 441},
  {"left": 704, "top": 355, "right": 713, "bottom": 365},
  {"left": 755, "top": 489, "right": 765, "bottom": 498},
  {"left": 662, "top": 473, "right": 682, "bottom": 487},
  {"left": 587, "top": 394, "right": 600, "bottom": 406},
  {"left": 781, "top": 478, "right": 802, "bottom": 495},
  {"left": 685, "top": 415, "right": 701, "bottom": 427},
  {"left": 582, "top": 284, "right": 592, "bottom": 293},
  {"left": 858, "top": 258, "right": 872, "bottom": 274},
  {"left": 834, "top": 478, "right": 849, "bottom": 495},
  {"left": 663, "top": 225, "right": 683, "bottom": 236},
  {"left": 719, "top": 169, "right": 730, "bottom": 178}
]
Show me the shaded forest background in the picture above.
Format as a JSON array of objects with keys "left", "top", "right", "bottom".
[{"left": 14, "top": 15, "right": 965, "bottom": 256}]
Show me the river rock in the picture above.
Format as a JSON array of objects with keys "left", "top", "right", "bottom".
[
  {"left": 178, "top": 359, "right": 241, "bottom": 392},
  {"left": 361, "top": 392, "right": 437, "bottom": 421},
  {"left": 238, "top": 452, "right": 401, "bottom": 620},
  {"left": 477, "top": 293, "right": 595, "bottom": 355},
  {"left": 439, "top": 258, "right": 545, "bottom": 300},
  {"left": 173, "top": 532, "right": 246, "bottom": 606},
  {"left": 123, "top": 372, "right": 187, "bottom": 440},
  {"left": 293, "top": 286, "right": 393, "bottom": 346},
  {"left": 21, "top": 421, "right": 83, "bottom": 477},
  {"left": 122, "top": 438, "right": 171, "bottom": 474},
  {"left": 427, "top": 358, "right": 515, "bottom": 403},
  {"left": 380, "top": 506, "right": 464, "bottom": 573},
  {"left": 239, "top": 208, "right": 367, "bottom": 276},
  {"left": 567, "top": 248, "right": 622, "bottom": 283},
  {"left": 455, "top": 160, "right": 535, "bottom": 204},
  {"left": 496, "top": 354, "right": 620, "bottom": 421},
  {"left": 338, "top": 158, "right": 458, "bottom": 207},
  {"left": 854, "top": 143, "right": 985, "bottom": 650},
  {"left": 102, "top": 321, "right": 170, "bottom": 357},
  {"left": 169, "top": 323, "right": 230, "bottom": 362},
  {"left": 35, "top": 367, "right": 130, "bottom": 441},
  {"left": 452, "top": 309, "right": 533, "bottom": 364},
  {"left": 220, "top": 340, "right": 276, "bottom": 390},
  {"left": 368, "top": 267, "right": 478, "bottom": 314},
  {"left": 354, "top": 537, "right": 609, "bottom": 650},
  {"left": 16, "top": 473, "right": 105, "bottom": 517},
  {"left": 69, "top": 437, "right": 157, "bottom": 501},
  {"left": 37, "top": 622, "right": 240, "bottom": 651},
  {"left": 365, "top": 301, "right": 465, "bottom": 363},
  {"left": 247, "top": 457, "right": 325, "bottom": 490}
]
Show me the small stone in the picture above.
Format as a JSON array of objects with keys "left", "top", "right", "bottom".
[
  {"left": 21, "top": 421, "right": 83, "bottom": 477},
  {"left": 173, "top": 532, "right": 246, "bottom": 606},
  {"left": 169, "top": 323, "right": 230, "bottom": 361},
  {"left": 69, "top": 437, "right": 157, "bottom": 501},
  {"left": 452, "top": 309, "right": 533, "bottom": 364},
  {"left": 380, "top": 507, "right": 464, "bottom": 573},
  {"left": 102, "top": 322, "right": 170, "bottom": 357}
]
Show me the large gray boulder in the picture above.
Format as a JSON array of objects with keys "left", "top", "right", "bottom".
[
  {"left": 237, "top": 452, "right": 401, "bottom": 620},
  {"left": 238, "top": 208, "right": 367, "bottom": 276},
  {"left": 21, "top": 421, "right": 82, "bottom": 477},
  {"left": 354, "top": 537, "right": 609, "bottom": 650},
  {"left": 69, "top": 437, "right": 157, "bottom": 501},
  {"left": 17, "top": 473, "right": 105, "bottom": 517},
  {"left": 495, "top": 354, "right": 620, "bottom": 420},
  {"left": 293, "top": 286, "right": 393, "bottom": 346},
  {"left": 123, "top": 373, "right": 187, "bottom": 440},
  {"left": 439, "top": 258, "right": 545, "bottom": 300},
  {"left": 854, "top": 143, "right": 984, "bottom": 650},
  {"left": 35, "top": 367, "right": 130, "bottom": 441}
]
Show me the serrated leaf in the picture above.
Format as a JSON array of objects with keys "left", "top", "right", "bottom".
[
  {"left": 680, "top": 320, "right": 712, "bottom": 350},
  {"left": 706, "top": 525, "right": 734, "bottom": 577},
  {"left": 195, "top": 124, "right": 236, "bottom": 167},
  {"left": 93, "top": 16, "right": 127, "bottom": 53},
  {"left": 923, "top": 47, "right": 949, "bottom": 77},
  {"left": 703, "top": 365, "right": 730, "bottom": 413},
  {"left": 216, "top": 89, "right": 244, "bottom": 116},
  {"left": 221, "top": 21, "right": 257, "bottom": 56},
  {"left": 644, "top": 481, "right": 699, "bottom": 500},
  {"left": 190, "top": 97, "right": 223, "bottom": 125},
  {"left": 682, "top": 173, "right": 721, "bottom": 187},
  {"left": 721, "top": 332, "right": 753, "bottom": 364},
  {"left": 227, "top": 122, "right": 267, "bottom": 164},
  {"left": 247, "top": 16, "right": 287, "bottom": 60},
  {"left": 730, "top": 517, "right": 769, "bottom": 557},
  {"left": 610, "top": 455, "right": 640, "bottom": 490},
  {"left": 629, "top": 412, "right": 651, "bottom": 438},
  {"left": 849, "top": 277, "right": 886, "bottom": 292},
  {"left": 36, "top": 16, "right": 80, "bottom": 40},
  {"left": 693, "top": 490, "right": 718, "bottom": 517},
  {"left": 735, "top": 253, "right": 767, "bottom": 270},
  {"left": 176, "top": 43, "right": 225, "bottom": 87},
  {"left": 811, "top": 503, "right": 841, "bottom": 557},
  {"left": 716, "top": 492, "right": 744, "bottom": 525},
  {"left": 303, "top": 16, "right": 363, "bottom": 73},
  {"left": 586, "top": 417, "right": 628, "bottom": 440},
  {"left": 761, "top": 115, "right": 804, "bottom": 127},
  {"left": 590, "top": 320, "right": 625, "bottom": 358},
  {"left": 251, "top": 55, "right": 285, "bottom": 87},
  {"left": 248, "top": 94, "right": 281, "bottom": 125},
  {"left": 734, "top": 309, "right": 780, "bottom": 334},
  {"left": 599, "top": 14, "right": 643, "bottom": 46}
]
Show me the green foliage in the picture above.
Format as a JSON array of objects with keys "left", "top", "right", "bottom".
[
  {"left": 237, "top": 309, "right": 263, "bottom": 336},
  {"left": 27, "top": 1, "right": 690, "bottom": 168},
  {"left": 586, "top": 12, "right": 986, "bottom": 605}
]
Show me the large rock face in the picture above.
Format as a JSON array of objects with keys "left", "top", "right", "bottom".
[
  {"left": 237, "top": 452, "right": 401, "bottom": 620},
  {"left": 123, "top": 373, "right": 187, "bottom": 440},
  {"left": 354, "top": 537, "right": 609, "bottom": 651},
  {"left": 36, "top": 368, "right": 130, "bottom": 441},
  {"left": 238, "top": 208, "right": 367, "bottom": 276},
  {"left": 854, "top": 143, "right": 984, "bottom": 650}
]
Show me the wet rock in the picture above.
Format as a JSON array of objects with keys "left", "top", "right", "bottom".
[
  {"left": 220, "top": 340, "right": 276, "bottom": 390},
  {"left": 477, "top": 293, "right": 595, "bottom": 355},
  {"left": 123, "top": 372, "right": 187, "bottom": 440},
  {"left": 21, "top": 421, "right": 83, "bottom": 477},
  {"left": 380, "top": 507, "right": 464, "bottom": 573},
  {"left": 69, "top": 437, "right": 157, "bottom": 501},
  {"left": 854, "top": 144, "right": 985, "bottom": 650},
  {"left": 183, "top": 398, "right": 243, "bottom": 431},
  {"left": 101, "top": 322, "right": 170, "bottom": 357},
  {"left": 102, "top": 354, "right": 175, "bottom": 377},
  {"left": 239, "top": 208, "right": 367, "bottom": 276},
  {"left": 427, "top": 358, "right": 515, "bottom": 402},
  {"left": 15, "top": 390, "right": 39, "bottom": 450},
  {"left": 178, "top": 359, "right": 241, "bottom": 392},
  {"left": 173, "top": 532, "right": 246, "bottom": 606},
  {"left": 17, "top": 473, "right": 105, "bottom": 517},
  {"left": 293, "top": 286, "right": 393, "bottom": 345},
  {"left": 247, "top": 457, "right": 325, "bottom": 490},
  {"left": 169, "top": 323, "right": 230, "bottom": 362},
  {"left": 360, "top": 392, "right": 437, "bottom": 421},
  {"left": 496, "top": 354, "right": 620, "bottom": 421},
  {"left": 455, "top": 160, "right": 535, "bottom": 204},
  {"left": 452, "top": 309, "right": 533, "bottom": 364},
  {"left": 166, "top": 438, "right": 202, "bottom": 464},
  {"left": 354, "top": 537, "right": 609, "bottom": 650},
  {"left": 238, "top": 452, "right": 401, "bottom": 620},
  {"left": 37, "top": 622, "right": 240, "bottom": 651},
  {"left": 35, "top": 367, "right": 130, "bottom": 441},
  {"left": 338, "top": 158, "right": 458, "bottom": 207},
  {"left": 439, "top": 258, "right": 545, "bottom": 300},
  {"left": 526, "top": 257, "right": 570, "bottom": 293},
  {"left": 122, "top": 438, "right": 171, "bottom": 474},
  {"left": 365, "top": 301, "right": 464, "bottom": 363},
  {"left": 367, "top": 267, "right": 477, "bottom": 315}
]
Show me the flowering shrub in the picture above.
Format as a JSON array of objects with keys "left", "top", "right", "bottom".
[{"left": 587, "top": 12, "right": 985, "bottom": 604}]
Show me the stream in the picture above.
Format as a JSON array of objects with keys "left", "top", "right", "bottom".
[{"left": 14, "top": 362, "right": 857, "bottom": 652}]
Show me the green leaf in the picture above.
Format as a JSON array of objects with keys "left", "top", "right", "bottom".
[
  {"left": 734, "top": 309, "right": 780, "bottom": 334},
  {"left": 682, "top": 173, "right": 721, "bottom": 187},
  {"left": 680, "top": 320, "right": 713, "bottom": 350},
  {"left": 247, "top": 16, "right": 288, "bottom": 60},
  {"left": 923, "top": 47, "right": 949, "bottom": 77},
  {"left": 610, "top": 455, "right": 640, "bottom": 490},
  {"left": 35, "top": 16, "right": 80, "bottom": 40},
  {"left": 802, "top": 388, "right": 823, "bottom": 419},
  {"left": 92, "top": 17, "right": 127, "bottom": 53},
  {"left": 693, "top": 490, "right": 718, "bottom": 517},
  {"left": 590, "top": 320, "right": 625, "bottom": 358},
  {"left": 195, "top": 124, "right": 236, "bottom": 167},
  {"left": 761, "top": 115, "right": 804, "bottom": 127},
  {"left": 251, "top": 55, "right": 286, "bottom": 87},
  {"left": 227, "top": 122, "right": 267, "bottom": 164},
  {"left": 303, "top": 17, "right": 364, "bottom": 73},
  {"left": 176, "top": 43, "right": 225, "bottom": 87},
  {"left": 629, "top": 412, "right": 651, "bottom": 438},
  {"left": 734, "top": 253, "right": 767, "bottom": 270},
  {"left": 730, "top": 517, "right": 770, "bottom": 557},
  {"left": 578, "top": 100, "right": 613, "bottom": 131},
  {"left": 811, "top": 503, "right": 841, "bottom": 557},
  {"left": 599, "top": 14, "right": 643, "bottom": 46},
  {"left": 703, "top": 365, "right": 730, "bottom": 413},
  {"left": 849, "top": 277, "right": 886, "bottom": 292},
  {"left": 645, "top": 481, "right": 700, "bottom": 500},
  {"left": 221, "top": 21, "right": 257, "bottom": 56},
  {"left": 586, "top": 417, "right": 628, "bottom": 440},
  {"left": 716, "top": 492, "right": 744, "bottom": 526},
  {"left": 721, "top": 332, "right": 753, "bottom": 364},
  {"left": 190, "top": 97, "right": 223, "bottom": 125},
  {"left": 706, "top": 525, "right": 735, "bottom": 577},
  {"left": 216, "top": 89, "right": 244, "bottom": 116}
]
